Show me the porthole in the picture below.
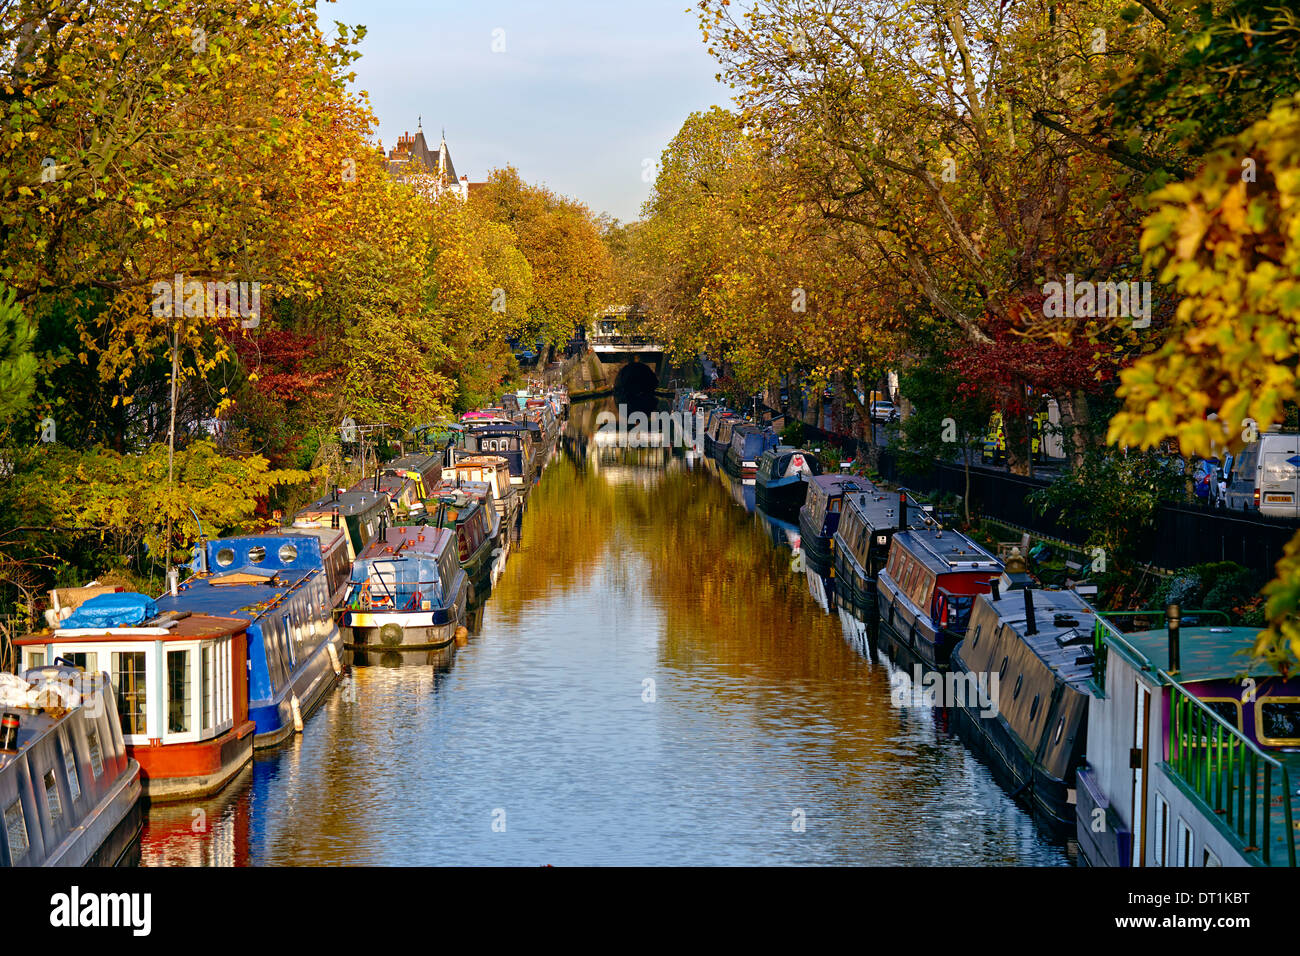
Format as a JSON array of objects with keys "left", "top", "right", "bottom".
[
  {"left": 1054, "top": 715, "right": 1065, "bottom": 744},
  {"left": 248, "top": 545, "right": 267, "bottom": 564},
  {"left": 999, "top": 656, "right": 1009, "bottom": 679},
  {"left": 216, "top": 547, "right": 235, "bottom": 567},
  {"left": 1013, "top": 674, "right": 1023, "bottom": 700},
  {"left": 278, "top": 543, "right": 298, "bottom": 563},
  {"left": 972, "top": 625, "right": 981, "bottom": 648},
  {"left": 1030, "top": 695, "right": 1041, "bottom": 721}
]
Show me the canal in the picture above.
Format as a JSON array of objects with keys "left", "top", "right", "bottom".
[{"left": 138, "top": 397, "right": 1072, "bottom": 866}]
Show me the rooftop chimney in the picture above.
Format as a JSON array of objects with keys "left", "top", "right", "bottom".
[
  {"left": 1167, "top": 604, "right": 1181, "bottom": 674},
  {"left": 898, "top": 489, "right": 909, "bottom": 531},
  {"left": 1023, "top": 588, "right": 1037, "bottom": 635}
]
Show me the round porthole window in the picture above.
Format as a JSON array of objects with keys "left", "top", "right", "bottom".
[
  {"left": 1054, "top": 716, "right": 1065, "bottom": 744},
  {"left": 216, "top": 547, "right": 235, "bottom": 567},
  {"left": 278, "top": 543, "right": 298, "bottom": 563},
  {"left": 248, "top": 545, "right": 266, "bottom": 564},
  {"left": 1030, "top": 695, "right": 1041, "bottom": 721},
  {"left": 1013, "top": 674, "right": 1023, "bottom": 700},
  {"left": 999, "top": 656, "right": 1009, "bottom": 679},
  {"left": 972, "top": 625, "right": 981, "bottom": 648}
]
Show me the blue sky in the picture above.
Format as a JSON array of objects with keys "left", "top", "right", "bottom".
[{"left": 323, "top": 0, "right": 732, "bottom": 223}]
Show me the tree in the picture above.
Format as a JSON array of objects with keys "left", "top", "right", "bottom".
[{"left": 0, "top": 285, "right": 36, "bottom": 424}]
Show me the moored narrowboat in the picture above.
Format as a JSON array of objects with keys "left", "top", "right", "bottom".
[
  {"left": 200, "top": 529, "right": 351, "bottom": 608},
  {"left": 292, "top": 490, "right": 389, "bottom": 560},
  {"left": 420, "top": 483, "right": 497, "bottom": 585},
  {"left": 755, "top": 445, "right": 822, "bottom": 518},
  {"left": 797, "top": 474, "right": 872, "bottom": 570},
  {"left": 15, "top": 603, "right": 256, "bottom": 801},
  {"left": 342, "top": 527, "right": 469, "bottom": 653},
  {"left": 950, "top": 585, "right": 1096, "bottom": 832},
  {"left": 834, "top": 489, "right": 938, "bottom": 616},
  {"left": 705, "top": 411, "right": 741, "bottom": 461},
  {"left": 350, "top": 473, "right": 425, "bottom": 523},
  {"left": 1078, "top": 609, "right": 1300, "bottom": 867},
  {"left": 442, "top": 455, "right": 520, "bottom": 528},
  {"left": 384, "top": 452, "right": 444, "bottom": 499},
  {"left": 874, "top": 527, "right": 1002, "bottom": 668},
  {"left": 456, "top": 422, "right": 536, "bottom": 489},
  {"left": 0, "top": 663, "right": 142, "bottom": 865},
  {"left": 723, "top": 423, "right": 777, "bottom": 479},
  {"left": 153, "top": 539, "right": 346, "bottom": 749}
]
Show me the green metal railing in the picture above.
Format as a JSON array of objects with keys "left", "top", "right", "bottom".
[{"left": 1168, "top": 678, "right": 1296, "bottom": 867}]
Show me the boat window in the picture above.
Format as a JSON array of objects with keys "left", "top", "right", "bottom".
[
  {"left": 278, "top": 543, "right": 298, "bottom": 563},
  {"left": 999, "top": 656, "right": 1009, "bottom": 680},
  {"left": 167, "top": 649, "right": 192, "bottom": 734},
  {"left": 972, "top": 625, "right": 981, "bottom": 647},
  {"left": 1201, "top": 698, "right": 1241, "bottom": 730},
  {"left": 216, "top": 547, "right": 235, "bottom": 567},
  {"left": 4, "top": 800, "right": 29, "bottom": 863},
  {"left": 1012, "top": 674, "right": 1023, "bottom": 700},
  {"left": 1029, "top": 694, "right": 1040, "bottom": 721},
  {"left": 43, "top": 769, "right": 62, "bottom": 824},
  {"left": 86, "top": 728, "right": 104, "bottom": 778},
  {"left": 59, "top": 730, "right": 80, "bottom": 802},
  {"left": 112, "top": 651, "right": 148, "bottom": 735},
  {"left": 202, "top": 645, "right": 214, "bottom": 732},
  {"left": 1257, "top": 698, "right": 1300, "bottom": 744},
  {"left": 247, "top": 545, "right": 266, "bottom": 564},
  {"left": 1054, "top": 715, "right": 1065, "bottom": 745}
]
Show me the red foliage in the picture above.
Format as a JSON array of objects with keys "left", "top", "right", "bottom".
[{"left": 231, "top": 328, "right": 339, "bottom": 404}]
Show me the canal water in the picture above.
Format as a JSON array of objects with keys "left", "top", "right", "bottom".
[{"left": 138, "top": 398, "right": 1071, "bottom": 866}]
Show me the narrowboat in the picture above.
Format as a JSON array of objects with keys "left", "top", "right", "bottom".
[
  {"left": 0, "top": 663, "right": 142, "bottom": 865},
  {"left": 874, "top": 528, "right": 1003, "bottom": 669},
  {"left": 14, "top": 601, "right": 256, "bottom": 801},
  {"left": 350, "top": 473, "right": 425, "bottom": 522},
  {"left": 704, "top": 411, "right": 740, "bottom": 461},
  {"left": 724, "top": 424, "right": 779, "bottom": 480},
  {"left": 949, "top": 584, "right": 1096, "bottom": 832},
  {"left": 153, "top": 535, "right": 346, "bottom": 748},
  {"left": 456, "top": 422, "right": 536, "bottom": 488},
  {"left": 797, "top": 474, "right": 872, "bottom": 570},
  {"left": 1077, "top": 608, "right": 1299, "bottom": 867},
  {"left": 755, "top": 446, "right": 822, "bottom": 518},
  {"left": 384, "top": 452, "right": 444, "bottom": 499},
  {"left": 442, "top": 455, "right": 521, "bottom": 527},
  {"left": 201, "top": 529, "right": 351, "bottom": 608},
  {"left": 834, "top": 489, "right": 938, "bottom": 615},
  {"left": 292, "top": 489, "right": 389, "bottom": 560},
  {"left": 341, "top": 527, "right": 469, "bottom": 653},
  {"left": 420, "top": 483, "right": 497, "bottom": 585}
]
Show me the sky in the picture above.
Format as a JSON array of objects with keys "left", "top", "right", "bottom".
[{"left": 324, "top": 0, "right": 733, "bottom": 223}]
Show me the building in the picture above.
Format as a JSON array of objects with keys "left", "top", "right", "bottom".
[{"left": 383, "top": 123, "right": 482, "bottom": 201}]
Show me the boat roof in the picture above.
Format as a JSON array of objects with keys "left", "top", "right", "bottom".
[
  {"left": 892, "top": 528, "right": 1000, "bottom": 572},
  {"left": 296, "top": 490, "right": 388, "bottom": 517},
  {"left": 385, "top": 453, "right": 439, "bottom": 473},
  {"left": 348, "top": 474, "right": 415, "bottom": 497},
  {"left": 18, "top": 611, "right": 249, "bottom": 645},
  {"left": 358, "top": 526, "right": 454, "bottom": 560},
  {"left": 1106, "top": 623, "right": 1270, "bottom": 681},
  {"left": 446, "top": 455, "right": 509, "bottom": 469},
  {"left": 842, "top": 490, "right": 936, "bottom": 533},
  {"left": 809, "top": 473, "right": 874, "bottom": 493},
  {"left": 978, "top": 587, "right": 1098, "bottom": 686},
  {"left": 202, "top": 531, "right": 338, "bottom": 574}
]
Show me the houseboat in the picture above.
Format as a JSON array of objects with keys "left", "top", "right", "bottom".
[
  {"left": 875, "top": 528, "right": 1003, "bottom": 669},
  {"left": 14, "top": 601, "right": 255, "bottom": 801},
  {"left": 0, "top": 662, "right": 142, "bottom": 865},
  {"left": 442, "top": 455, "right": 520, "bottom": 527},
  {"left": 950, "top": 584, "right": 1096, "bottom": 832},
  {"left": 419, "top": 483, "right": 498, "bottom": 585},
  {"left": 835, "top": 489, "right": 938, "bottom": 615},
  {"left": 341, "top": 527, "right": 469, "bottom": 653},
  {"left": 349, "top": 473, "right": 424, "bottom": 523},
  {"left": 292, "top": 489, "right": 389, "bottom": 560},
  {"left": 455, "top": 422, "right": 535, "bottom": 489},
  {"left": 384, "top": 452, "right": 444, "bottom": 500},
  {"left": 153, "top": 535, "right": 346, "bottom": 748},
  {"left": 797, "top": 474, "right": 873, "bottom": 570},
  {"left": 704, "top": 411, "right": 741, "bottom": 461},
  {"left": 1077, "top": 608, "right": 1299, "bottom": 867},
  {"left": 755, "top": 446, "right": 822, "bottom": 518},
  {"left": 200, "top": 529, "right": 351, "bottom": 608},
  {"left": 724, "top": 424, "right": 778, "bottom": 480}
]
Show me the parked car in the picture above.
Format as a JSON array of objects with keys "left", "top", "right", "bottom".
[
  {"left": 870, "top": 400, "right": 899, "bottom": 422},
  {"left": 1224, "top": 428, "right": 1300, "bottom": 518}
]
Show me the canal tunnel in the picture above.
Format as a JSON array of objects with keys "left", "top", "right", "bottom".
[{"left": 612, "top": 359, "right": 659, "bottom": 398}]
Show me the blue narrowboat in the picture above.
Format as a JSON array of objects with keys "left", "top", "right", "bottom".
[
  {"left": 455, "top": 422, "right": 536, "bottom": 489},
  {"left": 155, "top": 534, "right": 346, "bottom": 748},
  {"left": 723, "top": 423, "right": 778, "bottom": 479}
]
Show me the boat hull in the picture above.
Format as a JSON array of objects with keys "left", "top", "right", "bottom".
[
  {"left": 132, "top": 721, "right": 256, "bottom": 801},
  {"left": 248, "top": 627, "right": 345, "bottom": 748},
  {"left": 797, "top": 508, "right": 835, "bottom": 570},
  {"left": 755, "top": 476, "right": 807, "bottom": 518}
]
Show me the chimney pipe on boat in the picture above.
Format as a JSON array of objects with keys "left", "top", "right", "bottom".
[
  {"left": 898, "top": 489, "right": 909, "bottom": 531},
  {"left": 0, "top": 712, "right": 20, "bottom": 753},
  {"left": 1023, "top": 588, "right": 1037, "bottom": 635},
  {"left": 1167, "top": 603, "right": 1181, "bottom": 674},
  {"left": 990, "top": 578, "right": 1000, "bottom": 602}
]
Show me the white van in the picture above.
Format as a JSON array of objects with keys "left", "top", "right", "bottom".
[{"left": 1225, "top": 429, "right": 1300, "bottom": 517}]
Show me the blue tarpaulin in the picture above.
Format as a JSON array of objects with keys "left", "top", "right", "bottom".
[{"left": 60, "top": 592, "right": 158, "bottom": 629}]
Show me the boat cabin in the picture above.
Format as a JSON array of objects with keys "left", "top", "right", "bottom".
[
  {"left": 292, "top": 490, "right": 389, "bottom": 560},
  {"left": 457, "top": 424, "right": 534, "bottom": 485},
  {"left": 15, "top": 604, "right": 255, "bottom": 800},
  {"left": 384, "top": 453, "right": 443, "bottom": 498},
  {"left": 349, "top": 473, "right": 423, "bottom": 520},
  {"left": 198, "top": 530, "right": 350, "bottom": 609}
]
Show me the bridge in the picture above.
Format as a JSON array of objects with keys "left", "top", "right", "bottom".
[{"left": 571, "top": 307, "right": 665, "bottom": 394}]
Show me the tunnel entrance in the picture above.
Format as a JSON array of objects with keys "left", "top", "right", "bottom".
[{"left": 612, "top": 360, "right": 659, "bottom": 401}]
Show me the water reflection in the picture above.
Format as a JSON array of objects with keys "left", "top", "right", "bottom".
[{"left": 138, "top": 397, "right": 1070, "bottom": 866}]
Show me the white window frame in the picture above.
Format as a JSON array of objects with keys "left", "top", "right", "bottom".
[
  {"left": 1176, "top": 817, "right": 1194, "bottom": 868},
  {"left": 1152, "top": 792, "right": 1169, "bottom": 867}
]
